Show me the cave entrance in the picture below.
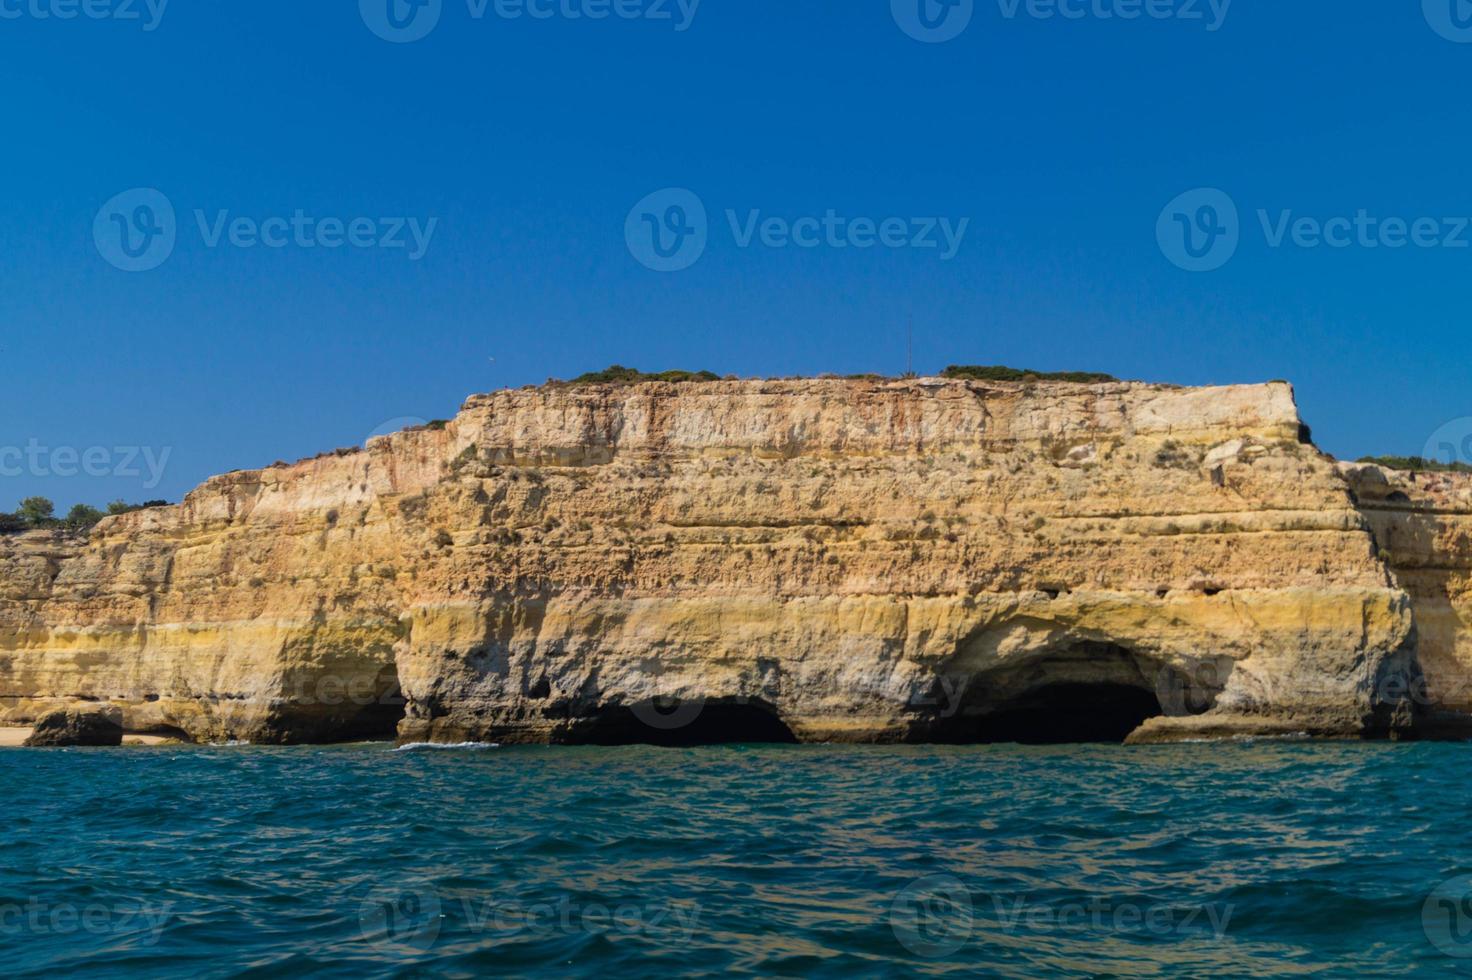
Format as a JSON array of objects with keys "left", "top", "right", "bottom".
[
  {"left": 918, "top": 640, "right": 1214, "bottom": 745},
  {"left": 969, "top": 682, "right": 1163, "bottom": 744},
  {"left": 330, "top": 664, "right": 407, "bottom": 743},
  {"left": 567, "top": 698, "right": 798, "bottom": 747}
]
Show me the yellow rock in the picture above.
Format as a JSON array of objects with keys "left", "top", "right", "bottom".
[{"left": 0, "top": 378, "right": 1431, "bottom": 744}]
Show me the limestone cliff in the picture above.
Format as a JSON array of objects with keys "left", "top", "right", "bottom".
[
  {"left": 1342, "top": 462, "right": 1472, "bottom": 736},
  {"left": 0, "top": 377, "right": 1430, "bottom": 745}
]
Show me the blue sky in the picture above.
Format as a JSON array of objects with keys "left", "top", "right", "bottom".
[{"left": 4, "top": 1, "right": 1472, "bottom": 509}]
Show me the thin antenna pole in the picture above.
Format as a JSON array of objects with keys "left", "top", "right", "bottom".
[{"left": 906, "top": 317, "right": 914, "bottom": 377}]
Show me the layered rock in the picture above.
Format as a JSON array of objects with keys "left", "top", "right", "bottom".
[
  {"left": 0, "top": 377, "right": 1430, "bottom": 744},
  {"left": 1342, "top": 462, "right": 1472, "bottom": 736}
]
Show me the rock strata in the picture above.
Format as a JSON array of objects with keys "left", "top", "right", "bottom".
[
  {"left": 1341, "top": 462, "right": 1472, "bottom": 737},
  {"left": 0, "top": 377, "right": 1439, "bottom": 745}
]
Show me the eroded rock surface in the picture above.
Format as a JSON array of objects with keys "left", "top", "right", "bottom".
[
  {"left": 0, "top": 378, "right": 1431, "bottom": 744},
  {"left": 1342, "top": 462, "right": 1472, "bottom": 737},
  {"left": 23, "top": 708, "right": 124, "bottom": 747}
]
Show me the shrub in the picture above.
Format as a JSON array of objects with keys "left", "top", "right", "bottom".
[
  {"left": 18, "top": 497, "right": 55, "bottom": 526},
  {"left": 1358, "top": 455, "right": 1472, "bottom": 474},
  {"left": 563, "top": 365, "right": 721, "bottom": 386},
  {"left": 64, "top": 504, "right": 106, "bottom": 530},
  {"left": 105, "top": 499, "right": 172, "bottom": 516},
  {"left": 941, "top": 365, "right": 1118, "bottom": 384}
]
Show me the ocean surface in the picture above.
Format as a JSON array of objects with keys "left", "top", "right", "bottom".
[{"left": 4, "top": 741, "right": 1472, "bottom": 977}]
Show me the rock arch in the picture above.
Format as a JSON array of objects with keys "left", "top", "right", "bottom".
[{"left": 913, "top": 640, "right": 1229, "bottom": 744}]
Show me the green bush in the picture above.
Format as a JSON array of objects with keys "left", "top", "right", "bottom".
[
  {"left": 0, "top": 498, "right": 171, "bottom": 535},
  {"left": 1358, "top": 455, "right": 1472, "bottom": 474},
  {"left": 941, "top": 365, "right": 1119, "bottom": 384},
  {"left": 64, "top": 504, "right": 106, "bottom": 530},
  {"left": 564, "top": 365, "right": 721, "bottom": 386},
  {"left": 18, "top": 497, "right": 55, "bottom": 526}
]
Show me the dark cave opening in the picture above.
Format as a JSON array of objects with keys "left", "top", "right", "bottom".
[
  {"left": 565, "top": 698, "right": 798, "bottom": 747},
  {"left": 974, "top": 683, "right": 1163, "bottom": 744},
  {"left": 325, "top": 664, "right": 408, "bottom": 743},
  {"left": 333, "top": 686, "right": 407, "bottom": 742},
  {"left": 936, "top": 683, "right": 1165, "bottom": 745}
]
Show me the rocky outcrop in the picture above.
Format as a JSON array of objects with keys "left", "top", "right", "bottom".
[
  {"left": 1341, "top": 462, "right": 1472, "bottom": 737},
  {"left": 23, "top": 708, "right": 124, "bottom": 747},
  {"left": 0, "top": 377, "right": 1433, "bottom": 745}
]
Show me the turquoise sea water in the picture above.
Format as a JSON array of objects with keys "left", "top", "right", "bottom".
[{"left": 4, "top": 742, "right": 1472, "bottom": 977}]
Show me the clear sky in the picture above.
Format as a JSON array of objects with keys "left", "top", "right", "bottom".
[{"left": 5, "top": 0, "right": 1472, "bottom": 509}]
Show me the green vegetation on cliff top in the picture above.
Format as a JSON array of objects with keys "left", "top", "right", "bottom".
[
  {"left": 564, "top": 365, "right": 722, "bottom": 386},
  {"left": 555, "top": 364, "right": 1120, "bottom": 386},
  {"left": 1357, "top": 456, "right": 1472, "bottom": 474},
  {"left": 0, "top": 498, "right": 170, "bottom": 535},
  {"left": 939, "top": 365, "right": 1119, "bottom": 383}
]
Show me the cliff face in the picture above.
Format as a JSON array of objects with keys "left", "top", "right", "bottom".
[
  {"left": 0, "top": 378, "right": 1428, "bottom": 744},
  {"left": 1342, "top": 463, "right": 1472, "bottom": 736}
]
